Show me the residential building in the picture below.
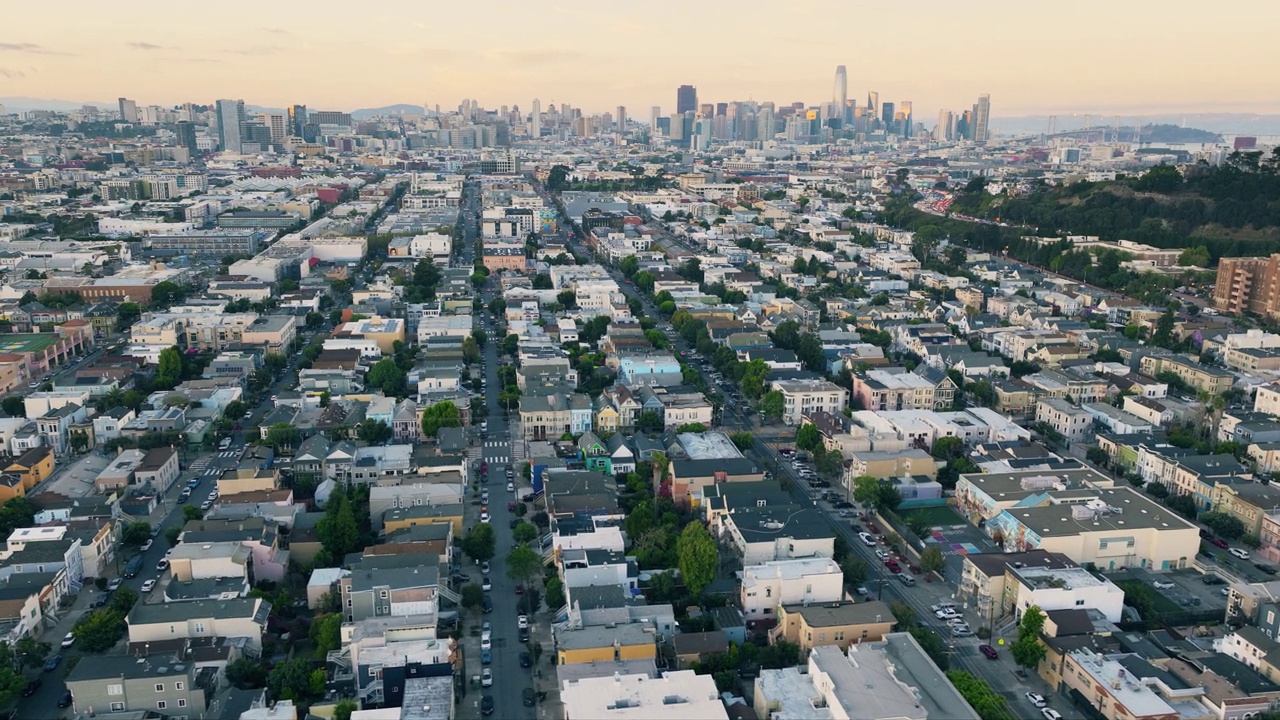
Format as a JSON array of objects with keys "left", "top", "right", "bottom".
[
  {"left": 1138, "top": 354, "right": 1234, "bottom": 395},
  {"left": 126, "top": 597, "right": 271, "bottom": 656},
  {"left": 1214, "top": 254, "right": 1280, "bottom": 319},
  {"left": 1036, "top": 398, "right": 1094, "bottom": 444},
  {"left": 1061, "top": 649, "right": 1206, "bottom": 720},
  {"left": 739, "top": 557, "right": 843, "bottom": 623},
  {"left": 771, "top": 378, "right": 847, "bottom": 426},
  {"left": 65, "top": 654, "right": 209, "bottom": 718},
  {"left": 851, "top": 368, "right": 937, "bottom": 411},
  {"left": 560, "top": 670, "right": 727, "bottom": 720},
  {"left": 771, "top": 600, "right": 896, "bottom": 651}
]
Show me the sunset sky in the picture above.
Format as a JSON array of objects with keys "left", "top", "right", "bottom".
[{"left": 2, "top": 0, "right": 1276, "bottom": 117}]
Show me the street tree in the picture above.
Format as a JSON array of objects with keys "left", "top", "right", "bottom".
[
  {"left": 1011, "top": 605, "right": 1048, "bottom": 670},
  {"left": 420, "top": 401, "right": 462, "bottom": 437},
  {"left": 513, "top": 521, "right": 539, "bottom": 545},
  {"left": 121, "top": 521, "right": 153, "bottom": 547},
  {"left": 760, "top": 391, "right": 785, "bottom": 421},
  {"left": 506, "top": 544, "right": 542, "bottom": 592},
  {"left": 461, "top": 583, "right": 485, "bottom": 615},
  {"left": 919, "top": 546, "right": 946, "bottom": 575},
  {"left": 462, "top": 523, "right": 496, "bottom": 563},
  {"left": 795, "top": 423, "right": 822, "bottom": 452}
]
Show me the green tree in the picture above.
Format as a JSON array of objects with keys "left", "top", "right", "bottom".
[
  {"left": 1202, "top": 511, "right": 1246, "bottom": 540},
  {"left": 356, "top": 419, "right": 393, "bottom": 444},
  {"left": 150, "top": 280, "right": 186, "bottom": 306},
  {"left": 919, "top": 546, "right": 945, "bottom": 574},
  {"left": 729, "top": 432, "right": 754, "bottom": 451},
  {"left": 121, "top": 521, "right": 152, "bottom": 547},
  {"left": 420, "top": 401, "right": 462, "bottom": 437},
  {"left": 317, "top": 493, "right": 359, "bottom": 560},
  {"left": 73, "top": 608, "right": 128, "bottom": 652},
  {"left": 1151, "top": 308, "right": 1176, "bottom": 349},
  {"left": 545, "top": 577, "right": 566, "bottom": 609},
  {"left": 677, "top": 522, "right": 718, "bottom": 597},
  {"left": 264, "top": 423, "right": 301, "bottom": 451},
  {"left": 851, "top": 475, "right": 881, "bottom": 507},
  {"left": 1011, "top": 605, "right": 1048, "bottom": 670},
  {"left": 0, "top": 397, "right": 24, "bottom": 417},
  {"left": 462, "top": 523, "right": 496, "bottom": 563},
  {"left": 333, "top": 700, "right": 358, "bottom": 720},
  {"left": 503, "top": 333, "right": 519, "bottom": 356},
  {"left": 461, "top": 583, "right": 485, "bottom": 615},
  {"left": 1085, "top": 446, "right": 1110, "bottom": 468},
  {"left": 506, "top": 544, "right": 542, "bottom": 591},
  {"left": 12, "top": 636, "right": 51, "bottom": 672},
  {"left": 365, "top": 357, "right": 407, "bottom": 396},
  {"left": 946, "top": 670, "right": 1013, "bottom": 720},
  {"left": 227, "top": 657, "right": 269, "bottom": 689},
  {"left": 268, "top": 656, "right": 318, "bottom": 702},
  {"left": 513, "top": 521, "right": 539, "bottom": 545},
  {"left": 155, "top": 345, "right": 182, "bottom": 389},
  {"left": 309, "top": 613, "right": 342, "bottom": 657},
  {"left": 182, "top": 503, "right": 204, "bottom": 522},
  {"left": 795, "top": 423, "right": 822, "bottom": 452},
  {"left": 760, "top": 390, "right": 784, "bottom": 421}
]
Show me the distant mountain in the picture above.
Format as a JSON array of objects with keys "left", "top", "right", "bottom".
[
  {"left": 350, "top": 104, "right": 425, "bottom": 120},
  {"left": 994, "top": 113, "right": 1280, "bottom": 137},
  {"left": 0, "top": 96, "right": 116, "bottom": 113}
]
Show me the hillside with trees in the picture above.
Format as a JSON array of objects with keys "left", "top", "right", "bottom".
[{"left": 944, "top": 149, "right": 1280, "bottom": 262}]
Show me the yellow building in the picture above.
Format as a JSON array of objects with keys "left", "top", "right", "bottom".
[
  {"left": 338, "top": 316, "right": 405, "bottom": 354},
  {"left": 6, "top": 446, "right": 54, "bottom": 491},
  {"left": 1209, "top": 481, "right": 1280, "bottom": 538},
  {"left": 0, "top": 474, "right": 25, "bottom": 503},
  {"left": 381, "top": 504, "right": 464, "bottom": 536},
  {"left": 594, "top": 405, "right": 619, "bottom": 434},
  {"left": 771, "top": 601, "right": 896, "bottom": 652},
  {"left": 1138, "top": 354, "right": 1234, "bottom": 395},
  {"left": 216, "top": 468, "right": 277, "bottom": 498},
  {"left": 556, "top": 624, "right": 656, "bottom": 665}
]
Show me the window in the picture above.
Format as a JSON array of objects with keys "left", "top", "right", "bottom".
[
  {"left": 193, "top": 623, "right": 205, "bottom": 633},
  {"left": 175, "top": 682, "right": 184, "bottom": 691},
  {"left": 178, "top": 699, "right": 187, "bottom": 707},
  {"left": 380, "top": 590, "right": 389, "bottom": 599},
  {"left": 834, "top": 632, "right": 845, "bottom": 641},
  {"left": 108, "top": 684, "right": 123, "bottom": 696},
  {"left": 157, "top": 701, "right": 167, "bottom": 710},
  {"left": 765, "top": 588, "right": 771, "bottom": 598},
  {"left": 1075, "top": 600, "right": 1085, "bottom": 606},
  {"left": 110, "top": 702, "right": 125, "bottom": 712},
  {"left": 155, "top": 683, "right": 165, "bottom": 693}
]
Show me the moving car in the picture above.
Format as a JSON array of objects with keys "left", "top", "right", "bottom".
[
  {"left": 1026, "top": 692, "right": 1047, "bottom": 708},
  {"left": 1230, "top": 547, "right": 1251, "bottom": 560},
  {"left": 979, "top": 644, "right": 998, "bottom": 660},
  {"left": 141, "top": 579, "right": 157, "bottom": 593},
  {"left": 43, "top": 655, "right": 62, "bottom": 672},
  {"left": 1041, "top": 709, "right": 1063, "bottom": 720},
  {"left": 60, "top": 632, "right": 75, "bottom": 648},
  {"left": 858, "top": 532, "right": 877, "bottom": 547}
]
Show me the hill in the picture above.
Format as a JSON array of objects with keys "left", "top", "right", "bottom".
[
  {"left": 945, "top": 153, "right": 1280, "bottom": 261},
  {"left": 351, "top": 104, "right": 425, "bottom": 120}
]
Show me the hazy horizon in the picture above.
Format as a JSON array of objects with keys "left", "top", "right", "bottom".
[{"left": 3, "top": 0, "right": 1277, "bottom": 118}]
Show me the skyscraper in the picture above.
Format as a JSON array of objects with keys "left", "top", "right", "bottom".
[
  {"left": 900, "top": 101, "right": 913, "bottom": 137},
  {"left": 531, "top": 99, "right": 542, "bottom": 138},
  {"left": 215, "top": 99, "right": 245, "bottom": 153},
  {"left": 676, "top": 85, "right": 698, "bottom": 115},
  {"left": 288, "top": 105, "right": 307, "bottom": 137},
  {"left": 881, "top": 102, "right": 895, "bottom": 130},
  {"left": 616, "top": 106, "right": 627, "bottom": 130},
  {"left": 935, "top": 110, "right": 954, "bottom": 142},
  {"left": 833, "top": 65, "right": 847, "bottom": 127},
  {"left": 118, "top": 97, "right": 138, "bottom": 123},
  {"left": 650, "top": 106, "right": 661, "bottom": 134},
  {"left": 973, "top": 94, "right": 991, "bottom": 144},
  {"left": 175, "top": 121, "right": 197, "bottom": 155},
  {"left": 866, "top": 91, "right": 880, "bottom": 124},
  {"left": 264, "top": 113, "right": 288, "bottom": 144}
]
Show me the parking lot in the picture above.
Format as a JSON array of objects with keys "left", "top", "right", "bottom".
[{"left": 1117, "top": 567, "right": 1231, "bottom": 613}]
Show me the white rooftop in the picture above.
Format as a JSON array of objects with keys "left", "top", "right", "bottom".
[{"left": 560, "top": 670, "right": 727, "bottom": 720}]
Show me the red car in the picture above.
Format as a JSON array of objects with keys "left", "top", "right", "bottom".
[
  {"left": 1210, "top": 538, "right": 1229, "bottom": 549},
  {"left": 885, "top": 560, "right": 901, "bottom": 574},
  {"left": 979, "top": 644, "right": 998, "bottom": 660}
]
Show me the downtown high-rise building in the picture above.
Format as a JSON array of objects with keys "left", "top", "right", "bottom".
[
  {"left": 866, "top": 91, "right": 880, "bottom": 124},
  {"left": 935, "top": 109, "right": 954, "bottom": 141},
  {"left": 676, "top": 85, "right": 698, "bottom": 115},
  {"left": 531, "top": 99, "right": 542, "bottom": 138},
  {"left": 215, "top": 99, "right": 245, "bottom": 153},
  {"left": 118, "top": 97, "right": 138, "bottom": 123},
  {"left": 288, "top": 104, "right": 307, "bottom": 136},
  {"left": 650, "top": 106, "right": 661, "bottom": 134},
  {"left": 832, "top": 65, "right": 847, "bottom": 126},
  {"left": 900, "top": 101, "right": 913, "bottom": 137},
  {"left": 616, "top": 105, "right": 627, "bottom": 130},
  {"left": 264, "top": 112, "right": 288, "bottom": 144},
  {"left": 973, "top": 94, "right": 991, "bottom": 143}
]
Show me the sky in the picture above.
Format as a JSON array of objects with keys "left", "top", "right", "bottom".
[{"left": 2, "top": 0, "right": 1277, "bottom": 118}]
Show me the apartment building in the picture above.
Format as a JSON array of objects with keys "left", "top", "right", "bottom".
[
  {"left": 739, "top": 557, "right": 843, "bottom": 623},
  {"left": 1035, "top": 398, "right": 1094, "bottom": 443},
  {"left": 1214, "top": 254, "right": 1280, "bottom": 318},
  {"left": 771, "top": 601, "right": 897, "bottom": 652},
  {"left": 65, "top": 655, "right": 209, "bottom": 718},
  {"left": 1138, "top": 354, "right": 1234, "bottom": 395},
  {"left": 851, "top": 368, "right": 936, "bottom": 411},
  {"left": 771, "top": 379, "right": 847, "bottom": 426}
]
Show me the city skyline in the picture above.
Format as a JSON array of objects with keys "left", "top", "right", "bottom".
[{"left": 2, "top": 0, "right": 1277, "bottom": 117}]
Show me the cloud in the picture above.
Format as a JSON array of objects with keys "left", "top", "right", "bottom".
[
  {"left": 222, "top": 45, "right": 283, "bottom": 56},
  {"left": 127, "top": 42, "right": 164, "bottom": 51},
  {"left": 0, "top": 42, "right": 71, "bottom": 55},
  {"left": 263, "top": 28, "right": 291, "bottom": 35},
  {"left": 0, "top": 68, "right": 25, "bottom": 79}
]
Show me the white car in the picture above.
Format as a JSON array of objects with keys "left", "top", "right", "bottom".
[
  {"left": 1026, "top": 692, "right": 1047, "bottom": 708},
  {"left": 517, "top": 614, "right": 529, "bottom": 629},
  {"left": 481, "top": 621, "right": 491, "bottom": 640},
  {"left": 1230, "top": 547, "right": 1251, "bottom": 560},
  {"left": 1041, "top": 709, "right": 1062, "bottom": 720},
  {"left": 875, "top": 549, "right": 891, "bottom": 560},
  {"left": 140, "top": 539, "right": 153, "bottom": 552},
  {"left": 60, "top": 632, "right": 75, "bottom": 648},
  {"left": 482, "top": 576, "right": 492, "bottom": 592},
  {"left": 1152, "top": 580, "right": 1175, "bottom": 590},
  {"left": 931, "top": 602, "right": 958, "bottom": 613},
  {"left": 200, "top": 500, "right": 213, "bottom": 511},
  {"left": 507, "top": 482, "right": 515, "bottom": 492},
  {"left": 480, "top": 512, "right": 490, "bottom": 523},
  {"left": 481, "top": 668, "right": 493, "bottom": 686},
  {"left": 156, "top": 559, "right": 169, "bottom": 571},
  {"left": 858, "top": 532, "right": 877, "bottom": 547},
  {"left": 935, "top": 609, "right": 961, "bottom": 620},
  {"left": 141, "top": 579, "right": 156, "bottom": 593},
  {"left": 481, "top": 561, "right": 490, "bottom": 574},
  {"left": 480, "top": 636, "right": 492, "bottom": 651}
]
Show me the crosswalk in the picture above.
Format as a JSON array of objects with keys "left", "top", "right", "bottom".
[{"left": 481, "top": 440, "right": 509, "bottom": 465}]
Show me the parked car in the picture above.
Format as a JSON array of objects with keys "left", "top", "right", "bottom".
[
  {"left": 43, "top": 655, "right": 62, "bottom": 672},
  {"left": 518, "top": 614, "right": 529, "bottom": 629},
  {"left": 60, "top": 632, "right": 75, "bottom": 648},
  {"left": 481, "top": 648, "right": 492, "bottom": 664},
  {"left": 979, "top": 644, "right": 998, "bottom": 660},
  {"left": 1152, "top": 580, "right": 1175, "bottom": 590},
  {"left": 141, "top": 579, "right": 156, "bottom": 593},
  {"left": 1026, "top": 692, "right": 1047, "bottom": 708},
  {"left": 519, "top": 651, "right": 532, "bottom": 668},
  {"left": 21, "top": 678, "right": 41, "bottom": 697},
  {"left": 107, "top": 578, "right": 122, "bottom": 591},
  {"left": 1210, "top": 538, "right": 1229, "bottom": 549},
  {"left": 858, "top": 532, "right": 877, "bottom": 547},
  {"left": 1041, "top": 709, "right": 1063, "bottom": 720},
  {"left": 481, "top": 668, "right": 493, "bottom": 686},
  {"left": 140, "top": 539, "right": 153, "bottom": 552},
  {"left": 57, "top": 690, "right": 73, "bottom": 708},
  {"left": 885, "top": 560, "right": 902, "bottom": 574},
  {"left": 1202, "top": 574, "right": 1226, "bottom": 585},
  {"left": 1230, "top": 547, "right": 1251, "bottom": 560},
  {"left": 156, "top": 558, "right": 169, "bottom": 571},
  {"left": 855, "top": 586, "right": 869, "bottom": 596},
  {"left": 481, "top": 695, "right": 494, "bottom": 715}
]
